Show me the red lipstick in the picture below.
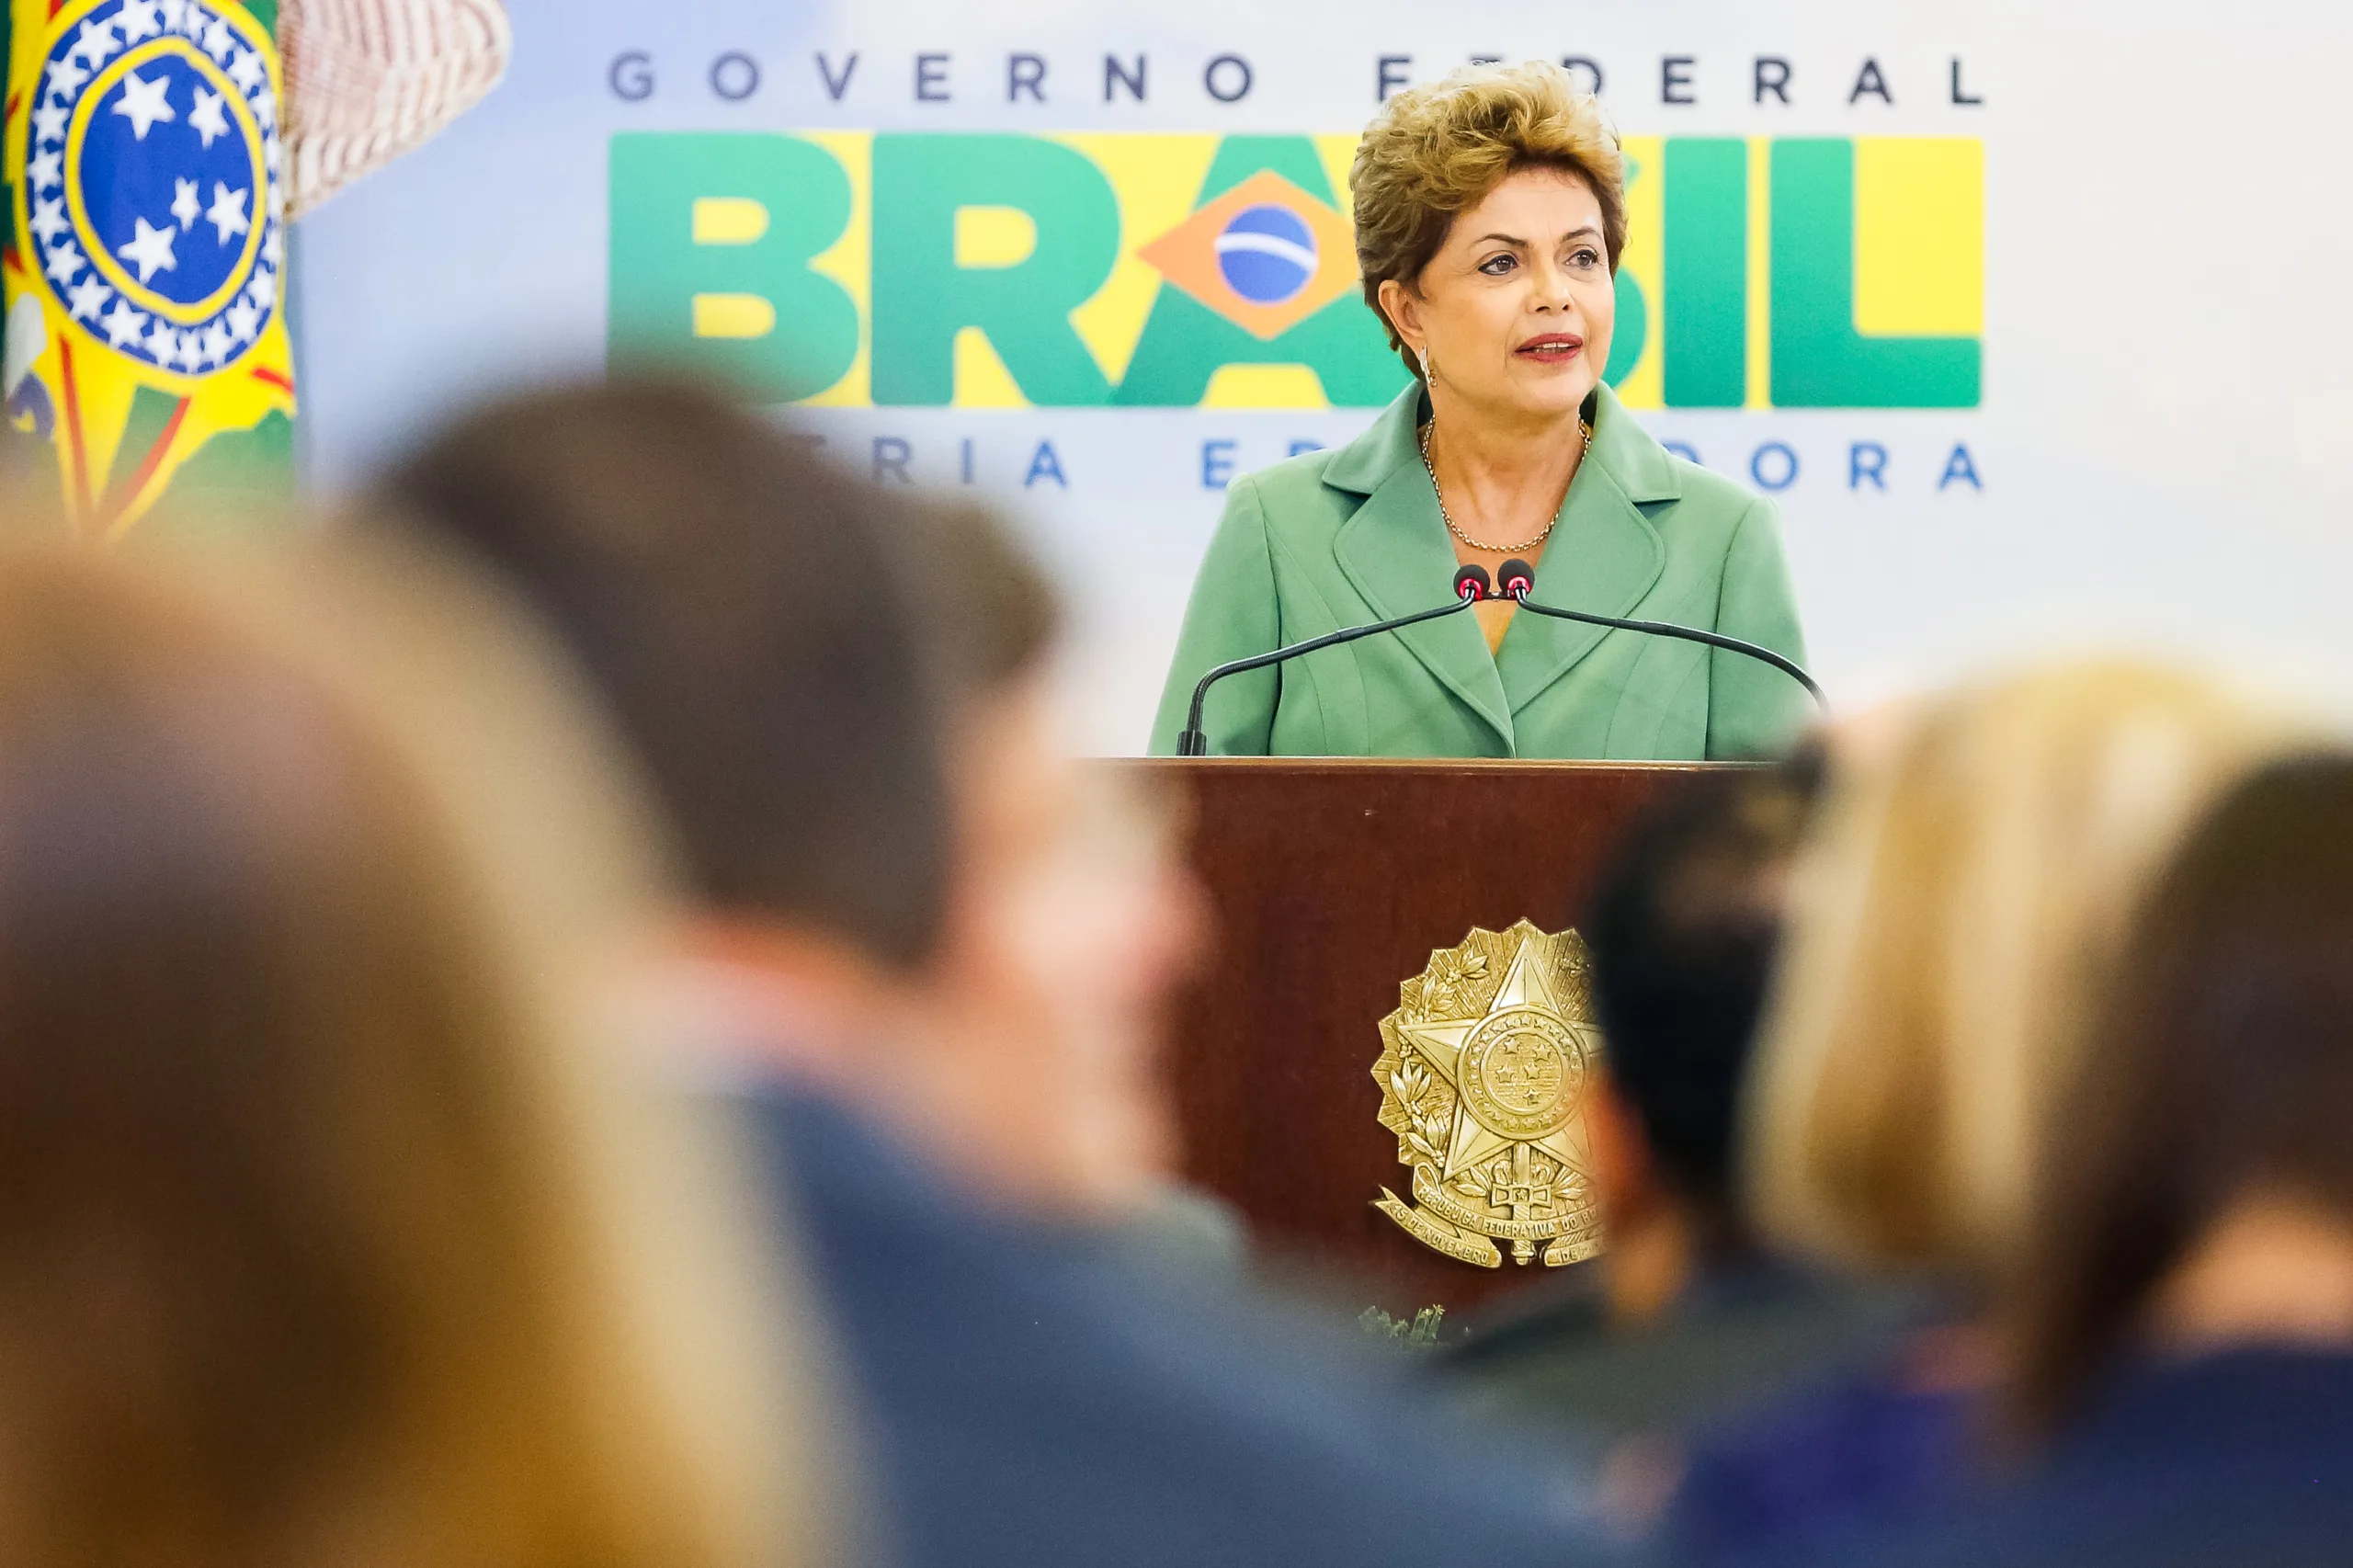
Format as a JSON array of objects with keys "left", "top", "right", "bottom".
[{"left": 1514, "top": 333, "right": 1585, "bottom": 361}]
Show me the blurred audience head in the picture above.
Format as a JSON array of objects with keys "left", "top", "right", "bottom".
[
  {"left": 1750, "top": 661, "right": 2295, "bottom": 1281},
  {"left": 374, "top": 381, "right": 1199, "bottom": 1215},
  {"left": 376, "top": 379, "right": 953, "bottom": 970},
  {"left": 1582, "top": 753, "right": 1824, "bottom": 1300},
  {"left": 0, "top": 540, "right": 805, "bottom": 1568},
  {"left": 913, "top": 503, "right": 1201, "bottom": 1209},
  {"left": 2015, "top": 752, "right": 2353, "bottom": 1427}
]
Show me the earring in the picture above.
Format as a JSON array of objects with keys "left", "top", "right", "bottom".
[{"left": 1417, "top": 346, "right": 1431, "bottom": 379}]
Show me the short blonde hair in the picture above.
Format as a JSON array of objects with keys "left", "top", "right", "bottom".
[
  {"left": 1351, "top": 62, "right": 1626, "bottom": 382},
  {"left": 1747, "top": 662, "right": 2301, "bottom": 1278}
]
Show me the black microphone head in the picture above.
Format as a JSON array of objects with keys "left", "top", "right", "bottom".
[
  {"left": 1497, "top": 558, "right": 1536, "bottom": 600},
  {"left": 1453, "top": 563, "right": 1491, "bottom": 602}
]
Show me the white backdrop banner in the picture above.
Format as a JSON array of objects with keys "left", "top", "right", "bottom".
[{"left": 293, "top": 1, "right": 2353, "bottom": 752}]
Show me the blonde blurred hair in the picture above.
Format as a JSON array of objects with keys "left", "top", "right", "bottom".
[
  {"left": 0, "top": 515, "right": 837, "bottom": 1568},
  {"left": 1747, "top": 661, "right": 2301, "bottom": 1278},
  {"left": 226, "top": 519, "right": 857, "bottom": 1568},
  {"left": 1352, "top": 61, "right": 1625, "bottom": 381}
]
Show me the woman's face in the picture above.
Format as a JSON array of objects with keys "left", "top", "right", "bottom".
[{"left": 1380, "top": 165, "right": 1616, "bottom": 428}]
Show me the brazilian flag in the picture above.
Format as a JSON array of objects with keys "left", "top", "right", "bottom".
[{"left": 4, "top": 0, "right": 295, "bottom": 533}]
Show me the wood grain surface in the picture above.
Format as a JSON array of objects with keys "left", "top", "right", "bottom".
[{"left": 1112, "top": 757, "right": 1725, "bottom": 1318}]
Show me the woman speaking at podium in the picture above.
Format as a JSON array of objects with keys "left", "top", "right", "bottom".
[{"left": 1149, "top": 62, "right": 1808, "bottom": 760}]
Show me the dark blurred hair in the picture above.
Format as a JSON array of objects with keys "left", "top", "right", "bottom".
[
  {"left": 2013, "top": 752, "right": 2353, "bottom": 1430},
  {"left": 919, "top": 500, "right": 1060, "bottom": 704},
  {"left": 0, "top": 548, "right": 734, "bottom": 1568},
  {"left": 373, "top": 381, "right": 963, "bottom": 969},
  {"left": 1583, "top": 752, "right": 1824, "bottom": 1222}
]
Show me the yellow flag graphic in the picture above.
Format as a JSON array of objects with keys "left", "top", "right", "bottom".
[{"left": 5, "top": 0, "right": 296, "bottom": 534}]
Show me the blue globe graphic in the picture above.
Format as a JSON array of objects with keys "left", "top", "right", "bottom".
[{"left": 1214, "top": 205, "right": 1317, "bottom": 305}]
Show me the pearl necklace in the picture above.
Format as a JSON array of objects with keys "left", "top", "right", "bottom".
[{"left": 1419, "top": 416, "right": 1593, "bottom": 555}]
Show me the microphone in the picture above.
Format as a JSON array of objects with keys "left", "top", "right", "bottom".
[
  {"left": 1176, "top": 565, "right": 1491, "bottom": 756},
  {"left": 1495, "top": 559, "right": 1824, "bottom": 707}
]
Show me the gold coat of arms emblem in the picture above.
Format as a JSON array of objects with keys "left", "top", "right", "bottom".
[{"left": 1372, "top": 921, "right": 1605, "bottom": 1268}]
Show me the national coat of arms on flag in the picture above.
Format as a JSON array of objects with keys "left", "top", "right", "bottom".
[{"left": 5, "top": 0, "right": 296, "bottom": 533}]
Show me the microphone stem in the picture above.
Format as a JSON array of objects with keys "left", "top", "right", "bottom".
[
  {"left": 1509, "top": 597, "right": 1824, "bottom": 707},
  {"left": 1176, "top": 596, "right": 1478, "bottom": 757}
]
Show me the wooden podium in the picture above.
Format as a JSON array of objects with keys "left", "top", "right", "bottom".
[{"left": 1122, "top": 758, "right": 1721, "bottom": 1317}]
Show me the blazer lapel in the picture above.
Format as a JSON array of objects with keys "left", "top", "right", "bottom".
[
  {"left": 1326, "top": 389, "right": 1513, "bottom": 749},
  {"left": 1493, "top": 383, "right": 1672, "bottom": 713}
]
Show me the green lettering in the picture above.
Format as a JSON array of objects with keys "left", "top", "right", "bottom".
[
  {"left": 607, "top": 132, "right": 859, "bottom": 403},
  {"left": 1662, "top": 139, "right": 1745, "bottom": 407},
  {"left": 1603, "top": 267, "right": 1647, "bottom": 388},
  {"left": 1768, "top": 139, "right": 1979, "bottom": 408},
  {"left": 1600, "top": 152, "right": 1649, "bottom": 388},
  {"left": 870, "top": 134, "right": 1119, "bottom": 406}
]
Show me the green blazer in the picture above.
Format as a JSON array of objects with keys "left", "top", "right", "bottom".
[{"left": 1148, "top": 383, "right": 1810, "bottom": 759}]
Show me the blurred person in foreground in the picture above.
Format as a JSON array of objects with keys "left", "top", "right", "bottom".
[
  {"left": 1822, "top": 751, "right": 2353, "bottom": 1566},
  {"left": 1658, "top": 661, "right": 2301, "bottom": 1567},
  {"left": 1440, "top": 756, "right": 1930, "bottom": 1522},
  {"left": 0, "top": 539, "right": 815, "bottom": 1568},
  {"left": 372, "top": 381, "right": 1608, "bottom": 1568}
]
